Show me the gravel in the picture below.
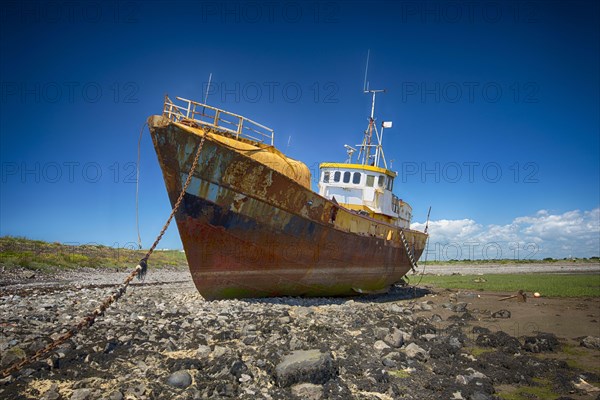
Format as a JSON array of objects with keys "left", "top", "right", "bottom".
[{"left": 1, "top": 268, "right": 598, "bottom": 399}]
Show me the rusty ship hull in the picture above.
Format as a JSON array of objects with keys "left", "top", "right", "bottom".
[{"left": 148, "top": 113, "right": 428, "bottom": 300}]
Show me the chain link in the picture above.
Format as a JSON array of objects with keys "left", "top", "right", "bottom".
[{"left": 1, "top": 129, "right": 208, "bottom": 379}]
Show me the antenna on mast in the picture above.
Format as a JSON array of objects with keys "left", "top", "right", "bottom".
[
  {"left": 357, "top": 50, "right": 387, "bottom": 167},
  {"left": 363, "top": 49, "right": 370, "bottom": 93},
  {"left": 202, "top": 72, "right": 213, "bottom": 115},
  {"left": 203, "top": 73, "right": 213, "bottom": 104}
]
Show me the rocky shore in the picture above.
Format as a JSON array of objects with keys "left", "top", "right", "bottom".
[{"left": 1, "top": 269, "right": 599, "bottom": 399}]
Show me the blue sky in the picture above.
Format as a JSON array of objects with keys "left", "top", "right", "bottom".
[{"left": 1, "top": 1, "right": 598, "bottom": 260}]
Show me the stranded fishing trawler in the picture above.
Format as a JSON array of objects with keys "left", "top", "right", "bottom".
[{"left": 148, "top": 87, "right": 428, "bottom": 299}]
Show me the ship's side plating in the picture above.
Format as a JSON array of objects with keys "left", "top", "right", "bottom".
[{"left": 148, "top": 115, "right": 427, "bottom": 299}]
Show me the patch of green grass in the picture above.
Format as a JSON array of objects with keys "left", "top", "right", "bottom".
[
  {"left": 0, "top": 236, "right": 188, "bottom": 272},
  {"left": 388, "top": 370, "right": 410, "bottom": 378},
  {"left": 561, "top": 343, "right": 585, "bottom": 357},
  {"left": 469, "top": 346, "right": 495, "bottom": 357},
  {"left": 559, "top": 344, "right": 600, "bottom": 374},
  {"left": 422, "top": 257, "right": 599, "bottom": 265},
  {"left": 417, "top": 273, "right": 600, "bottom": 297},
  {"left": 497, "top": 378, "right": 556, "bottom": 400}
]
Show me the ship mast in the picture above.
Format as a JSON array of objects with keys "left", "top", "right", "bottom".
[{"left": 355, "top": 50, "right": 391, "bottom": 169}]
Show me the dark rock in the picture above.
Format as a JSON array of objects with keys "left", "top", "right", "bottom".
[
  {"left": 491, "top": 309, "right": 511, "bottom": 319},
  {"left": 125, "top": 383, "right": 146, "bottom": 397},
  {"left": 41, "top": 388, "right": 60, "bottom": 400},
  {"left": 275, "top": 349, "right": 337, "bottom": 387},
  {"left": 477, "top": 351, "right": 535, "bottom": 385},
  {"left": 448, "top": 336, "right": 463, "bottom": 349},
  {"left": 431, "top": 314, "right": 443, "bottom": 323},
  {"left": 453, "top": 302, "right": 468, "bottom": 312},
  {"left": 108, "top": 391, "right": 123, "bottom": 400},
  {"left": 374, "top": 327, "right": 389, "bottom": 340},
  {"left": 470, "top": 391, "right": 493, "bottom": 400},
  {"left": 322, "top": 378, "right": 352, "bottom": 398},
  {"left": 70, "top": 388, "right": 92, "bottom": 400},
  {"left": 242, "top": 335, "right": 257, "bottom": 345},
  {"left": 1, "top": 346, "right": 26, "bottom": 368},
  {"left": 461, "top": 312, "right": 476, "bottom": 321},
  {"left": 430, "top": 342, "right": 458, "bottom": 359},
  {"left": 230, "top": 359, "right": 252, "bottom": 379},
  {"left": 476, "top": 331, "right": 521, "bottom": 353},
  {"left": 382, "top": 357, "right": 396, "bottom": 367},
  {"left": 523, "top": 333, "right": 559, "bottom": 353},
  {"left": 381, "top": 351, "right": 406, "bottom": 368},
  {"left": 103, "top": 341, "right": 118, "bottom": 354},
  {"left": 448, "top": 312, "right": 476, "bottom": 321},
  {"left": 167, "top": 370, "right": 192, "bottom": 389},
  {"left": 28, "top": 338, "right": 51, "bottom": 354},
  {"left": 472, "top": 326, "right": 490, "bottom": 334},
  {"left": 413, "top": 322, "right": 436, "bottom": 338}
]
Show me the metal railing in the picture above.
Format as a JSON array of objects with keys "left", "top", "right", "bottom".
[{"left": 163, "top": 95, "right": 274, "bottom": 145}]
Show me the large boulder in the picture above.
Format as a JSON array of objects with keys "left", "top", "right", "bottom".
[{"left": 275, "top": 349, "right": 337, "bottom": 387}]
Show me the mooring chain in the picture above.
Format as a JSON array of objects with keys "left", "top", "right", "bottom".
[
  {"left": 139, "top": 130, "right": 208, "bottom": 273},
  {"left": 1, "top": 129, "right": 208, "bottom": 379},
  {"left": 1, "top": 266, "right": 141, "bottom": 378}
]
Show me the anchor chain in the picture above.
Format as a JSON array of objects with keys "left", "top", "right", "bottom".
[
  {"left": 1, "top": 128, "right": 208, "bottom": 379},
  {"left": 399, "top": 229, "right": 418, "bottom": 272}
]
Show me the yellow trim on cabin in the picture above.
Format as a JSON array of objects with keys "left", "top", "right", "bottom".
[
  {"left": 337, "top": 203, "right": 396, "bottom": 224},
  {"left": 319, "top": 163, "right": 397, "bottom": 177}
]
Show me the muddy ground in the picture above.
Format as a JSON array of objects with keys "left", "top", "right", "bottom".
[{"left": 0, "top": 267, "right": 599, "bottom": 400}]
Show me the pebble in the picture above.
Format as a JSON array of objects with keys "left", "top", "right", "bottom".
[
  {"left": 290, "top": 382, "right": 323, "bottom": 400},
  {"left": 403, "top": 343, "right": 428, "bottom": 361},
  {"left": 374, "top": 340, "right": 390, "bottom": 351},
  {"left": 70, "top": 388, "right": 92, "bottom": 400},
  {"left": 384, "top": 329, "right": 404, "bottom": 348},
  {"left": 166, "top": 370, "right": 192, "bottom": 389},
  {"left": 580, "top": 336, "right": 600, "bottom": 349},
  {"left": 491, "top": 309, "right": 511, "bottom": 319},
  {"left": 107, "top": 391, "right": 123, "bottom": 400}
]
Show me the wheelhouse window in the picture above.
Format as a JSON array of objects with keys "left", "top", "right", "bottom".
[
  {"left": 323, "top": 171, "right": 330, "bottom": 183},
  {"left": 333, "top": 171, "right": 341, "bottom": 182},
  {"left": 352, "top": 172, "right": 361, "bottom": 184},
  {"left": 366, "top": 175, "right": 375, "bottom": 187},
  {"left": 378, "top": 175, "right": 385, "bottom": 187},
  {"left": 343, "top": 171, "right": 351, "bottom": 183},
  {"left": 386, "top": 177, "right": 393, "bottom": 190}
]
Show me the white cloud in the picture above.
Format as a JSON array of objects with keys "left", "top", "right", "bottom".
[{"left": 412, "top": 208, "right": 600, "bottom": 260}]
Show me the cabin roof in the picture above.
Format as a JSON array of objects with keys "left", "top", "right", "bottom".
[{"left": 319, "top": 162, "right": 397, "bottom": 178}]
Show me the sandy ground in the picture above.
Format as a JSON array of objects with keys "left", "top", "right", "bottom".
[{"left": 419, "top": 262, "right": 600, "bottom": 276}]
